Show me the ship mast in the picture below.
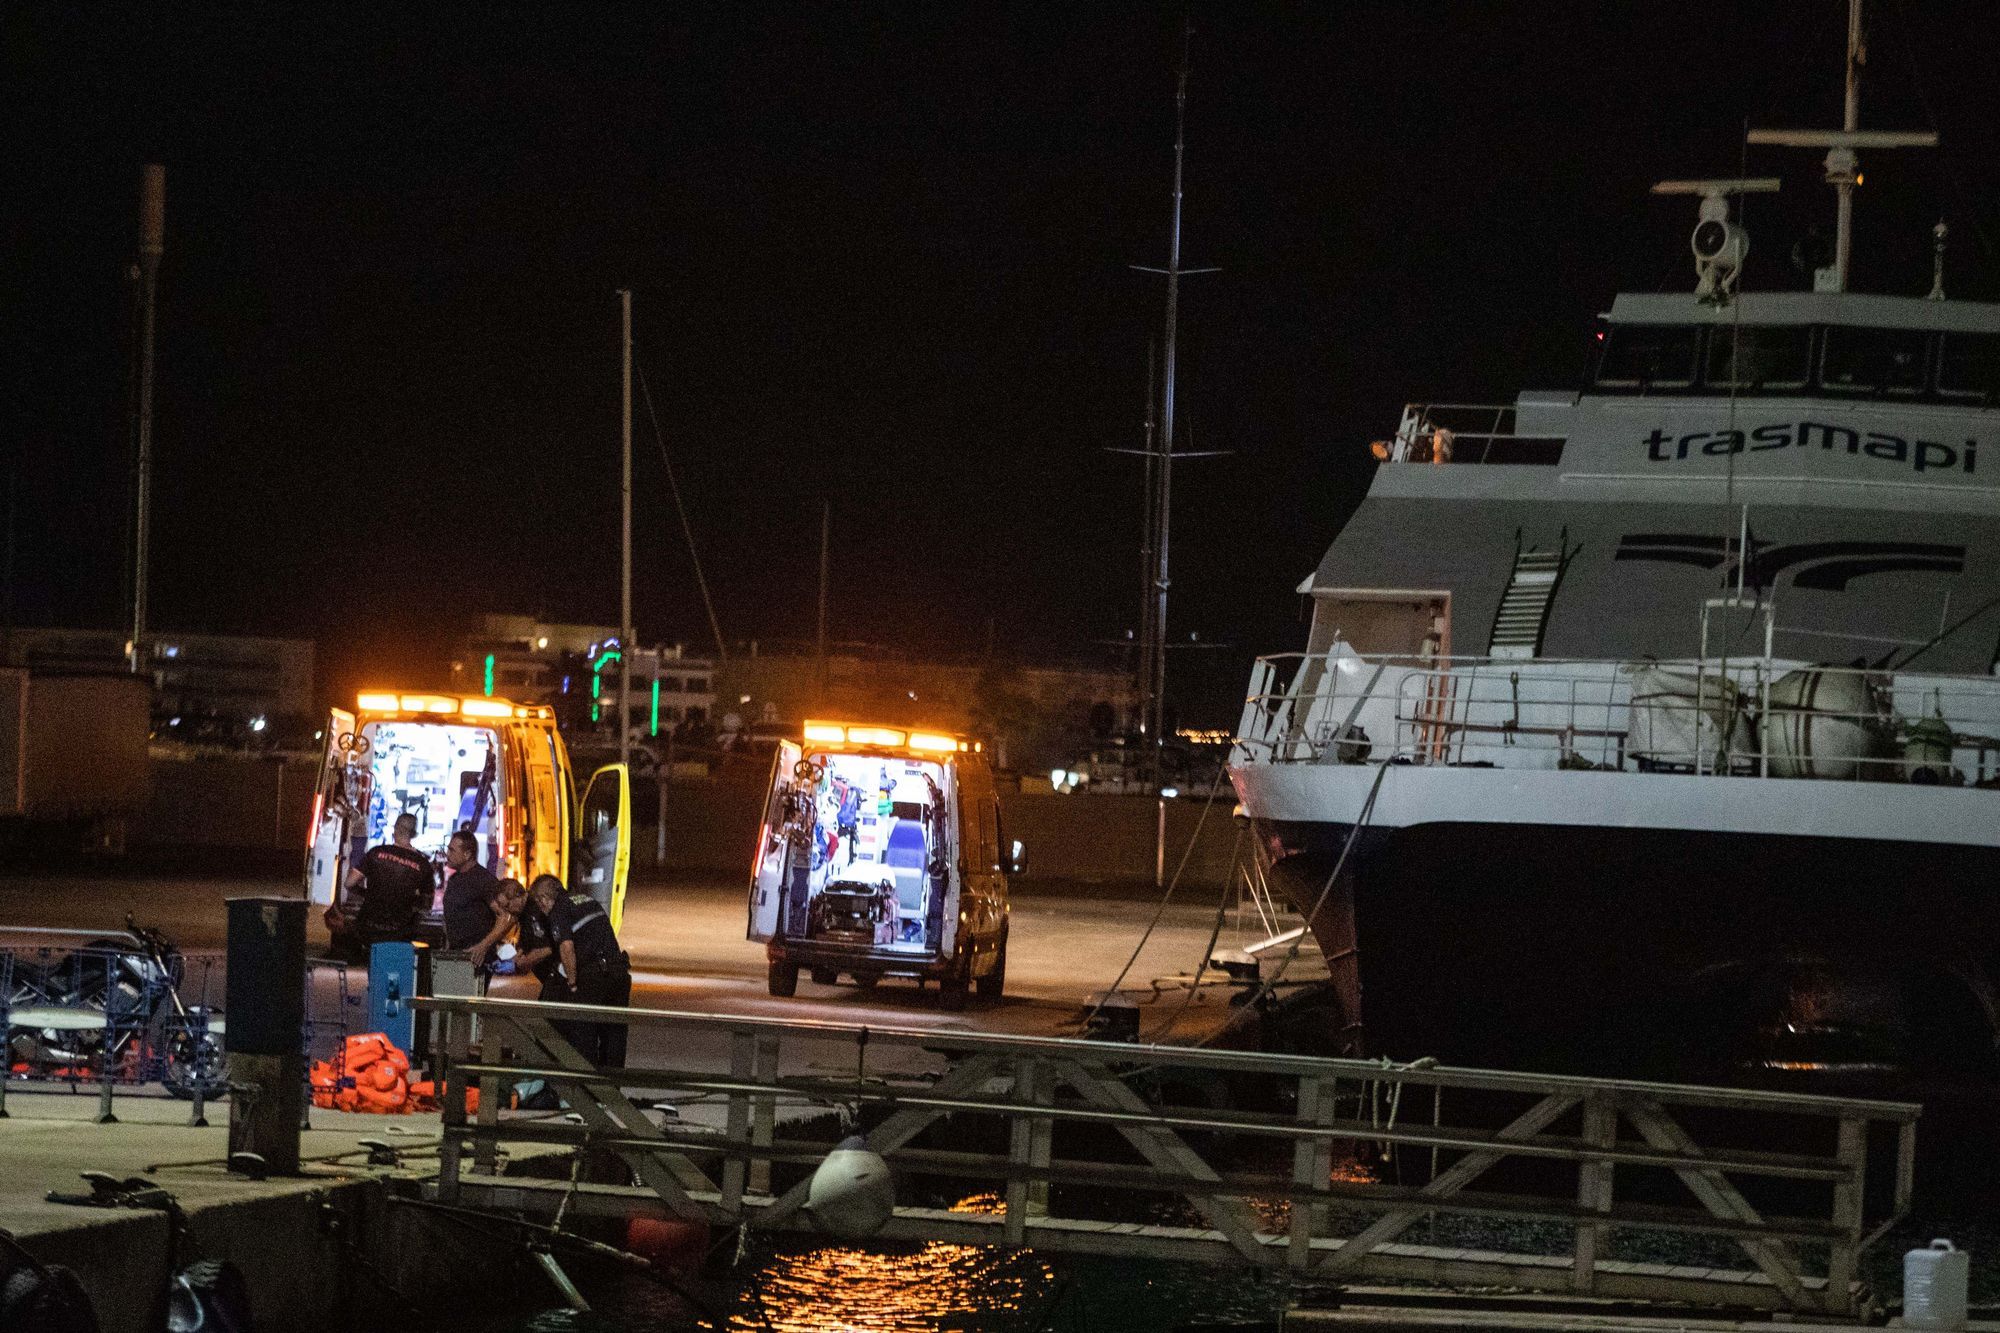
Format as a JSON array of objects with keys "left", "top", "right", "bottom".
[{"left": 1747, "top": 0, "right": 1934, "bottom": 293}]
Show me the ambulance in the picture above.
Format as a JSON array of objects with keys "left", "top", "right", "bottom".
[
  {"left": 305, "top": 691, "right": 632, "bottom": 936},
  {"left": 748, "top": 719, "right": 1023, "bottom": 1008}
]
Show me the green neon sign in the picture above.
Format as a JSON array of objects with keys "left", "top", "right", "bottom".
[
  {"left": 589, "top": 650, "right": 619, "bottom": 726},
  {"left": 650, "top": 678, "right": 661, "bottom": 737},
  {"left": 483, "top": 653, "right": 495, "bottom": 696}
]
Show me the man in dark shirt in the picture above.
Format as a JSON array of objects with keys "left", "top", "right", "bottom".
[
  {"left": 328, "top": 813, "right": 435, "bottom": 961},
  {"left": 350, "top": 814, "right": 435, "bottom": 926},
  {"left": 440, "top": 829, "right": 511, "bottom": 967},
  {"left": 546, "top": 883, "right": 630, "bottom": 1068}
]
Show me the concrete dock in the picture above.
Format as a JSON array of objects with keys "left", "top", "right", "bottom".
[
  {"left": 0, "top": 1087, "right": 492, "bottom": 1331},
  {"left": 0, "top": 1056, "right": 847, "bottom": 1332}
]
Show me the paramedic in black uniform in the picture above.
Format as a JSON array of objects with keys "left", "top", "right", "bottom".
[
  {"left": 518, "top": 875, "right": 570, "bottom": 1002},
  {"left": 441, "top": 828, "right": 512, "bottom": 970},
  {"left": 333, "top": 812, "right": 435, "bottom": 959},
  {"left": 548, "top": 884, "right": 631, "bottom": 1067}
]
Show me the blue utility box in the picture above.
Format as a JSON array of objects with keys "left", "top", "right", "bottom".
[{"left": 367, "top": 941, "right": 430, "bottom": 1054}]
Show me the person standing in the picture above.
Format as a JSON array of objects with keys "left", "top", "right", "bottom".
[
  {"left": 546, "top": 884, "right": 631, "bottom": 1068},
  {"left": 335, "top": 812, "right": 436, "bottom": 952},
  {"left": 441, "top": 829, "right": 511, "bottom": 969}
]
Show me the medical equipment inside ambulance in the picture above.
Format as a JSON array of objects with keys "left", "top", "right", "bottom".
[
  {"left": 361, "top": 723, "right": 499, "bottom": 874},
  {"left": 793, "top": 752, "right": 950, "bottom": 949}
]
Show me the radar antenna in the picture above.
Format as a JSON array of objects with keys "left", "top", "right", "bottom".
[
  {"left": 1746, "top": 0, "right": 1936, "bottom": 293},
  {"left": 1649, "top": 179, "right": 1780, "bottom": 302}
]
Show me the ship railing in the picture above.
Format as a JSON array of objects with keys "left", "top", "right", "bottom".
[
  {"left": 423, "top": 994, "right": 1917, "bottom": 1316},
  {"left": 1237, "top": 649, "right": 2000, "bottom": 785},
  {"left": 1371, "top": 402, "right": 1565, "bottom": 466}
]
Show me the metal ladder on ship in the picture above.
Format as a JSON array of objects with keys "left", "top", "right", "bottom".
[{"left": 1488, "top": 538, "right": 1565, "bottom": 659}]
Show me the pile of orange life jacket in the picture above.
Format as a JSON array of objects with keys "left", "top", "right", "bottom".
[{"left": 309, "top": 1031, "right": 479, "bottom": 1114}]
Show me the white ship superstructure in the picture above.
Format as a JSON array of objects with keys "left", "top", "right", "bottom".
[{"left": 1228, "top": 6, "right": 2000, "bottom": 1080}]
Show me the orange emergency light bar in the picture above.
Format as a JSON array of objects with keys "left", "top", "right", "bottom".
[
  {"left": 802, "top": 719, "right": 976, "bottom": 754},
  {"left": 356, "top": 691, "right": 552, "bottom": 720}
]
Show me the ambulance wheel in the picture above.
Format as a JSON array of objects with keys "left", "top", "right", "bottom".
[
  {"left": 976, "top": 937, "right": 1008, "bottom": 1000},
  {"left": 767, "top": 961, "right": 799, "bottom": 998},
  {"left": 852, "top": 972, "right": 880, "bottom": 990},
  {"left": 938, "top": 973, "right": 970, "bottom": 1012},
  {"left": 810, "top": 967, "right": 838, "bottom": 986}
]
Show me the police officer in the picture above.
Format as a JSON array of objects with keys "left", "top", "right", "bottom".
[
  {"left": 332, "top": 812, "right": 435, "bottom": 961},
  {"left": 547, "top": 883, "right": 630, "bottom": 1068},
  {"left": 518, "top": 875, "right": 570, "bottom": 1002}
]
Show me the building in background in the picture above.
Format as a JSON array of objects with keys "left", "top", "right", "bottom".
[
  {"left": 0, "top": 627, "right": 314, "bottom": 747},
  {"left": 447, "top": 614, "right": 716, "bottom": 741},
  {"left": 712, "top": 642, "right": 1133, "bottom": 774}
]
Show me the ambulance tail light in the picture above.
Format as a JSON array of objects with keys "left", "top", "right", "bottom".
[
  {"left": 356, "top": 692, "right": 400, "bottom": 712},
  {"left": 907, "top": 732, "right": 957, "bottom": 754},
  {"left": 845, "top": 726, "right": 907, "bottom": 747},
  {"left": 461, "top": 699, "right": 512, "bottom": 718},
  {"left": 803, "top": 722, "right": 847, "bottom": 744}
]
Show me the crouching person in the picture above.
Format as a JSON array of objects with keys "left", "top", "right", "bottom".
[
  {"left": 520, "top": 876, "right": 572, "bottom": 1003},
  {"left": 543, "top": 878, "right": 631, "bottom": 1069}
]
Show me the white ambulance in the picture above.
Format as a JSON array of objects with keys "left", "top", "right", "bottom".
[{"left": 748, "top": 719, "right": 1022, "bottom": 1008}]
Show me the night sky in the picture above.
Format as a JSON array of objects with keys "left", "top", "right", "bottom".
[{"left": 7, "top": 3, "right": 1999, "bottom": 720}]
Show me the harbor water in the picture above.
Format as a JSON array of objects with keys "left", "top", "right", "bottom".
[{"left": 456, "top": 1190, "right": 2000, "bottom": 1332}]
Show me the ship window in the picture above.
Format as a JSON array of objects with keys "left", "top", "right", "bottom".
[
  {"left": 1937, "top": 333, "right": 2000, "bottom": 403},
  {"left": 1820, "top": 326, "right": 1928, "bottom": 395},
  {"left": 1704, "top": 325, "right": 1810, "bottom": 389},
  {"left": 1596, "top": 325, "right": 1699, "bottom": 388}
]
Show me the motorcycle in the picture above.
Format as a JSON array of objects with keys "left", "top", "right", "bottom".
[{"left": 3, "top": 916, "right": 227, "bottom": 1100}]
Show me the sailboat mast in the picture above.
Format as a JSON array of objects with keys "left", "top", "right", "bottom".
[
  {"left": 1136, "top": 340, "right": 1157, "bottom": 736},
  {"left": 1147, "top": 19, "right": 1192, "bottom": 764}
]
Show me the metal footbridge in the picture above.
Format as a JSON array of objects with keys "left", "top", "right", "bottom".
[{"left": 418, "top": 996, "right": 1918, "bottom": 1321}]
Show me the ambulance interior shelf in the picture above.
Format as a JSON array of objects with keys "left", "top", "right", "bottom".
[{"left": 782, "top": 750, "right": 950, "bottom": 953}]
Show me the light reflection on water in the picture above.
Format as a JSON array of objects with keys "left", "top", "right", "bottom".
[
  {"left": 524, "top": 1167, "right": 1400, "bottom": 1331},
  {"left": 727, "top": 1193, "right": 1056, "bottom": 1333}
]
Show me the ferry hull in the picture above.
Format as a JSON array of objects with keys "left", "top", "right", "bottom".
[{"left": 1250, "top": 811, "right": 2000, "bottom": 1083}]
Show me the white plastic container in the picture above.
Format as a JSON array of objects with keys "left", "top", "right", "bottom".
[{"left": 1904, "top": 1238, "right": 1970, "bottom": 1330}]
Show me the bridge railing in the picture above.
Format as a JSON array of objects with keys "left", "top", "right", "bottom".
[
  {"left": 419, "top": 995, "right": 1918, "bottom": 1317},
  {"left": 1370, "top": 403, "right": 1565, "bottom": 466}
]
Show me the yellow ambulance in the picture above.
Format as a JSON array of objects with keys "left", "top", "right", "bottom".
[{"left": 305, "top": 691, "right": 631, "bottom": 936}]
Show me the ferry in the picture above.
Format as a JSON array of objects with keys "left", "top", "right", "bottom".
[{"left": 1229, "top": 4, "right": 2000, "bottom": 1082}]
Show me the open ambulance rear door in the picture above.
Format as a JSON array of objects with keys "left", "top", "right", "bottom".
[
  {"left": 573, "top": 763, "right": 631, "bottom": 933},
  {"left": 747, "top": 740, "right": 803, "bottom": 942},
  {"left": 305, "top": 707, "right": 358, "bottom": 907}
]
